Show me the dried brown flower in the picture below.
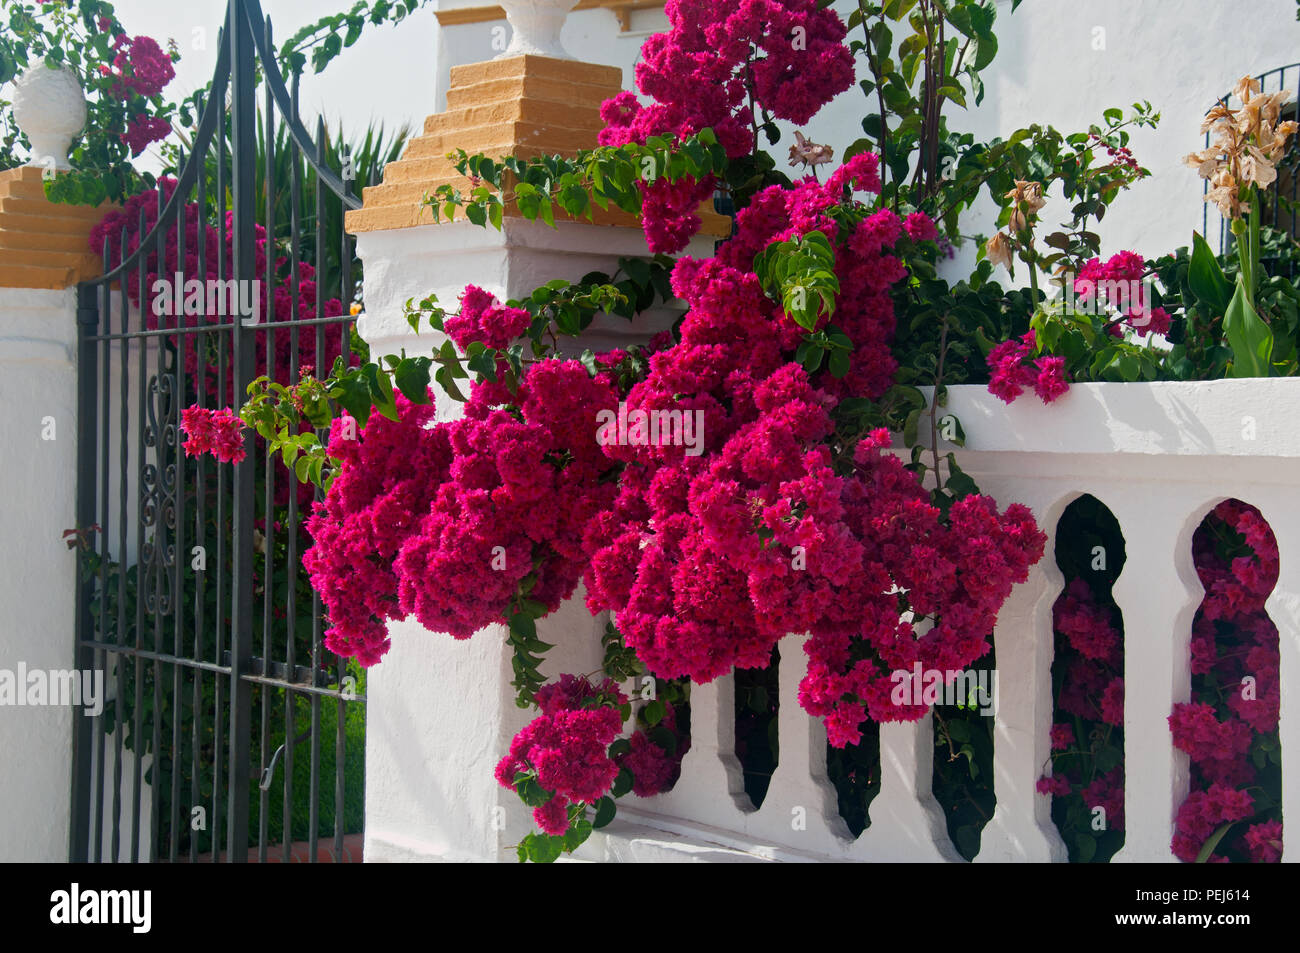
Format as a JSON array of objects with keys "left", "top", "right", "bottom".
[
  {"left": 1186, "top": 76, "right": 1297, "bottom": 219},
  {"left": 788, "top": 130, "right": 834, "bottom": 170}
]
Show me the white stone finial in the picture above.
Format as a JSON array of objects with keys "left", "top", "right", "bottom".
[
  {"left": 497, "top": 0, "right": 580, "bottom": 60},
  {"left": 12, "top": 65, "right": 87, "bottom": 172}
]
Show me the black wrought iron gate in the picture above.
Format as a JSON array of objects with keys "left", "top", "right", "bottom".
[{"left": 70, "top": 0, "right": 367, "bottom": 862}]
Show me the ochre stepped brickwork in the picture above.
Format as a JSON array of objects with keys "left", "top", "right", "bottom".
[
  {"left": 0, "top": 166, "right": 108, "bottom": 289},
  {"left": 345, "top": 55, "right": 731, "bottom": 238}
]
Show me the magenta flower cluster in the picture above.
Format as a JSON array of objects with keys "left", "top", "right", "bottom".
[
  {"left": 105, "top": 34, "right": 176, "bottom": 155},
  {"left": 1035, "top": 576, "right": 1126, "bottom": 836},
  {"left": 597, "top": 0, "right": 854, "bottom": 253},
  {"left": 1169, "top": 500, "right": 1282, "bottom": 862},
  {"left": 302, "top": 328, "right": 623, "bottom": 663},
  {"left": 301, "top": 393, "right": 445, "bottom": 664},
  {"left": 987, "top": 330, "right": 1070, "bottom": 405},
  {"left": 494, "top": 675, "right": 627, "bottom": 835},
  {"left": 296, "top": 6, "right": 1045, "bottom": 838},
  {"left": 109, "top": 34, "right": 175, "bottom": 99},
  {"left": 298, "top": 152, "right": 1045, "bottom": 844},
  {"left": 579, "top": 155, "right": 1044, "bottom": 749},
  {"left": 179, "top": 406, "right": 246, "bottom": 464},
  {"left": 1074, "top": 250, "right": 1171, "bottom": 336}
]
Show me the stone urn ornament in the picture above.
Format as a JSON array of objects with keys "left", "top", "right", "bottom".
[
  {"left": 497, "top": 0, "right": 579, "bottom": 59},
  {"left": 11, "top": 63, "right": 87, "bottom": 173}
]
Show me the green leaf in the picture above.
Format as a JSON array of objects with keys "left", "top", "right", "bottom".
[
  {"left": 330, "top": 373, "right": 374, "bottom": 426},
  {"left": 514, "top": 773, "right": 551, "bottom": 807},
  {"left": 610, "top": 767, "right": 633, "bottom": 798},
  {"left": 1195, "top": 821, "right": 1238, "bottom": 863},
  {"left": 592, "top": 796, "right": 616, "bottom": 829},
  {"left": 642, "top": 699, "right": 665, "bottom": 726},
  {"left": 1189, "top": 232, "right": 1232, "bottom": 315},
  {"left": 522, "top": 831, "right": 564, "bottom": 864},
  {"left": 944, "top": 456, "right": 980, "bottom": 498},
  {"left": 1095, "top": 745, "right": 1122, "bottom": 773},
  {"left": 434, "top": 365, "right": 466, "bottom": 402},
  {"left": 562, "top": 817, "right": 593, "bottom": 852},
  {"left": 393, "top": 357, "right": 433, "bottom": 404},
  {"left": 508, "top": 612, "right": 537, "bottom": 641},
  {"left": 650, "top": 725, "right": 677, "bottom": 755},
  {"left": 364, "top": 363, "right": 399, "bottom": 420},
  {"left": 621, "top": 256, "right": 652, "bottom": 288},
  {"left": 902, "top": 407, "right": 921, "bottom": 447},
  {"left": 1075, "top": 832, "right": 1097, "bottom": 863},
  {"left": 1223, "top": 276, "right": 1273, "bottom": 377}
]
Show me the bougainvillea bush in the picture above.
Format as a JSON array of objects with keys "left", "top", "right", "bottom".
[{"left": 183, "top": 0, "right": 1288, "bottom": 862}]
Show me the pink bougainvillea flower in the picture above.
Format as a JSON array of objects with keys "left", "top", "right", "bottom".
[{"left": 179, "top": 406, "right": 246, "bottom": 464}]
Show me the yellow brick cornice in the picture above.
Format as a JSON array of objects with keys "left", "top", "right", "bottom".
[
  {"left": 345, "top": 54, "right": 731, "bottom": 239},
  {"left": 0, "top": 167, "right": 109, "bottom": 289}
]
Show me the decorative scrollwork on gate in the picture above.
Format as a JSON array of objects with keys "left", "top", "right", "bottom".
[{"left": 141, "top": 347, "right": 179, "bottom": 616}]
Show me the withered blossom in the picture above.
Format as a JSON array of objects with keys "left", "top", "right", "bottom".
[
  {"left": 1005, "top": 180, "right": 1046, "bottom": 232},
  {"left": 1186, "top": 76, "right": 1298, "bottom": 219},
  {"left": 788, "top": 130, "right": 835, "bottom": 171},
  {"left": 986, "top": 231, "right": 1014, "bottom": 271}
]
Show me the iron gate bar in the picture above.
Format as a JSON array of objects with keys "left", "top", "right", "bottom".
[
  {"left": 228, "top": 0, "right": 259, "bottom": 864},
  {"left": 258, "top": 13, "right": 276, "bottom": 866},
  {"left": 284, "top": 70, "right": 304, "bottom": 864},
  {"left": 308, "top": 114, "right": 326, "bottom": 867},
  {"left": 213, "top": 59, "right": 228, "bottom": 863},
  {"left": 95, "top": 240, "right": 110, "bottom": 864},
  {"left": 334, "top": 103, "right": 356, "bottom": 869},
  {"left": 71, "top": 286, "right": 99, "bottom": 863},
  {"left": 191, "top": 105, "right": 208, "bottom": 866},
  {"left": 88, "top": 312, "right": 365, "bottom": 342},
  {"left": 71, "top": 0, "right": 368, "bottom": 863}
]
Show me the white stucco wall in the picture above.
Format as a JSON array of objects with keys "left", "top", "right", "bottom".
[{"left": 0, "top": 286, "right": 79, "bottom": 861}]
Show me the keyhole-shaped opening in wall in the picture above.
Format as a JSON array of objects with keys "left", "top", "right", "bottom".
[
  {"left": 931, "top": 640, "right": 997, "bottom": 862},
  {"left": 735, "top": 645, "right": 779, "bottom": 810},
  {"left": 1044, "top": 494, "right": 1127, "bottom": 863},
  {"left": 624, "top": 673, "right": 692, "bottom": 797},
  {"left": 1171, "top": 499, "right": 1283, "bottom": 863},
  {"left": 827, "top": 713, "right": 881, "bottom": 837}
]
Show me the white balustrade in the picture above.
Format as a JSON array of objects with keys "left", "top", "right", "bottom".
[{"left": 579, "top": 379, "right": 1300, "bottom": 862}]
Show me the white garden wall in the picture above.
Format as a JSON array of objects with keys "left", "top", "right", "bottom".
[
  {"left": 0, "top": 288, "right": 153, "bottom": 862},
  {"left": 0, "top": 286, "right": 79, "bottom": 861}
]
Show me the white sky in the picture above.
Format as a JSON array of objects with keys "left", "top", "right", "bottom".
[{"left": 102, "top": 0, "right": 442, "bottom": 154}]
